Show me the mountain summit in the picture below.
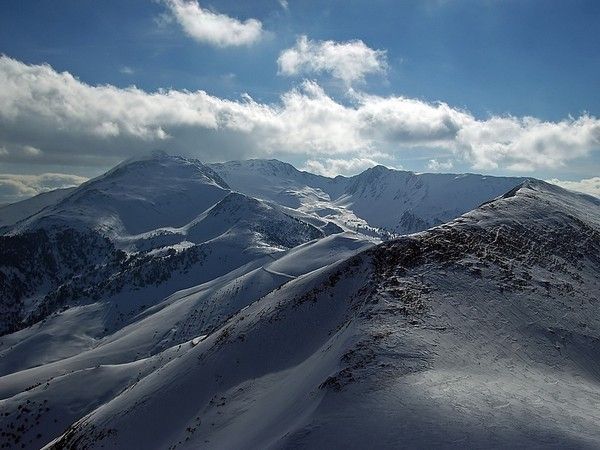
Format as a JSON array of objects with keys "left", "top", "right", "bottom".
[{"left": 12, "top": 153, "right": 230, "bottom": 236}]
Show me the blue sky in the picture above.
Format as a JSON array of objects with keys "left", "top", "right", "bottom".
[{"left": 0, "top": 0, "right": 599, "bottom": 201}]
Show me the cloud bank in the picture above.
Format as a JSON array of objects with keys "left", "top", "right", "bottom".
[
  {"left": 302, "top": 157, "right": 383, "bottom": 177},
  {"left": 164, "top": 0, "right": 263, "bottom": 47},
  {"left": 0, "top": 55, "right": 599, "bottom": 180},
  {"left": 427, "top": 159, "right": 454, "bottom": 172},
  {"left": 0, "top": 173, "right": 87, "bottom": 204},
  {"left": 547, "top": 177, "right": 600, "bottom": 198},
  {"left": 278, "top": 36, "right": 387, "bottom": 85}
]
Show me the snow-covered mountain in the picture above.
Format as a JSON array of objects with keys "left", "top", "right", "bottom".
[
  {"left": 210, "top": 159, "right": 528, "bottom": 235},
  {"left": 11, "top": 151, "right": 231, "bottom": 237},
  {"left": 0, "top": 154, "right": 526, "bottom": 336},
  {"left": 0, "top": 153, "right": 334, "bottom": 336},
  {"left": 1, "top": 154, "right": 599, "bottom": 449},
  {"left": 0, "top": 175, "right": 598, "bottom": 448}
]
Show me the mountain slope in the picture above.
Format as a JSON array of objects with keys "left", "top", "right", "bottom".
[
  {"left": 0, "top": 187, "right": 76, "bottom": 230},
  {"left": 36, "top": 181, "right": 600, "bottom": 449},
  {"left": 210, "top": 159, "right": 527, "bottom": 235},
  {"left": 0, "top": 233, "right": 373, "bottom": 448},
  {"left": 0, "top": 154, "right": 331, "bottom": 336}
]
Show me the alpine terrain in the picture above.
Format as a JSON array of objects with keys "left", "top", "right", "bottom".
[{"left": 0, "top": 154, "right": 598, "bottom": 449}]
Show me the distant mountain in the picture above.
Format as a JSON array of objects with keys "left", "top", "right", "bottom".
[
  {"left": 35, "top": 180, "right": 600, "bottom": 449},
  {"left": 0, "top": 153, "right": 332, "bottom": 336},
  {"left": 210, "top": 159, "right": 528, "bottom": 235},
  {"left": 10, "top": 151, "right": 230, "bottom": 237}
]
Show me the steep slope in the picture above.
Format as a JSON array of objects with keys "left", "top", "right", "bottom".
[
  {"left": 34, "top": 181, "right": 600, "bottom": 449},
  {"left": 338, "top": 165, "right": 528, "bottom": 233},
  {"left": 210, "top": 159, "right": 527, "bottom": 235}
]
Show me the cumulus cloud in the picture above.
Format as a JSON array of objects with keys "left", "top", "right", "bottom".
[
  {"left": 352, "top": 92, "right": 470, "bottom": 145},
  {"left": 22, "top": 145, "right": 42, "bottom": 157},
  {"left": 546, "top": 177, "right": 600, "bottom": 198},
  {"left": 427, "top": 159, "right": 454, "bottom": 172},
  {"left": 164, "top": 0, "right": 263, "bottom": 47},
  {"left": 0, "top": 56, "right": 599, "bottom": 179},
  {"left": 0, "top": 173, "right": 87, "bottom": 203},
  {"left": 456, "top": 115, "right": 600, "bottom": 171},
  {"left": 302, "top": 157, "right": 382, "bottom": 177},
  {"left": 278, "top": 36, "right": 388, "bottom": 85}
]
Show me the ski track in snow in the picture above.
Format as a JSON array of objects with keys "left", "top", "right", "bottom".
[{"left": 261, "top": 267, "right": 297, "bottom": 279}]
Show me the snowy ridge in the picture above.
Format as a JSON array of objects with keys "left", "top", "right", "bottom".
[{"left": 210, "top": 159, "right": 528, "bottom": 235}]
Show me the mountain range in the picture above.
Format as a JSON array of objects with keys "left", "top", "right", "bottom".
[{"left": 0, "top": 153, "right": 598, "bottom": 449}]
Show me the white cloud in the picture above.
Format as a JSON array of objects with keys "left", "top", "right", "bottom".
[
  {"left": 164, "top": 0, "right": 263, "bottom": 47},
  {"left": 120, "top": 66, "right": 134, "bottom": 75},
  {"left": 546, "top": 177, "right": 600, "bottom": 198},
  {"left": 0, "top": 145, "right": 43, "bottom": 163},
  {"left": 22, "top": 145, "right": 42, "bottom": 157},
  {"left": 456, "top": 115, "right": 600, "bottom": 171},
  {"left": 278, "top": 36, "right": 388, "bottom": 85},
  {"left": 0, "top": 56, "right": 598, "bottom": 179},
  {"left": 0, "top": 173, "right": 87, "bottom": 203},
  {"left": 427, "top": 159, "right": 454, "bottom": 171},
  {"left": 302, "top": 157, "right": 382, "bottom": 177},
  {"left": 353, "top": 92, "right": 470, "bottom": 145},
  {"left": 278, "top": 0, "right": 289, "bottom": 10}
]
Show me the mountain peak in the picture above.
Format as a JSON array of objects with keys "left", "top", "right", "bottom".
[
  {"left": 500, "top": 178, "right": 597, "bottom": 202},
  {"left": 352, "top": 164, "right": 413, "bottom": 182},
  {"left": 102, "top": 152, "right": 229, "bottom": 190},
  {"left": 215, "top": 158, "right": 301, "bottom": 177},
  {"left": 10, "top": 153, "right": 232, "bottom": 236}
]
